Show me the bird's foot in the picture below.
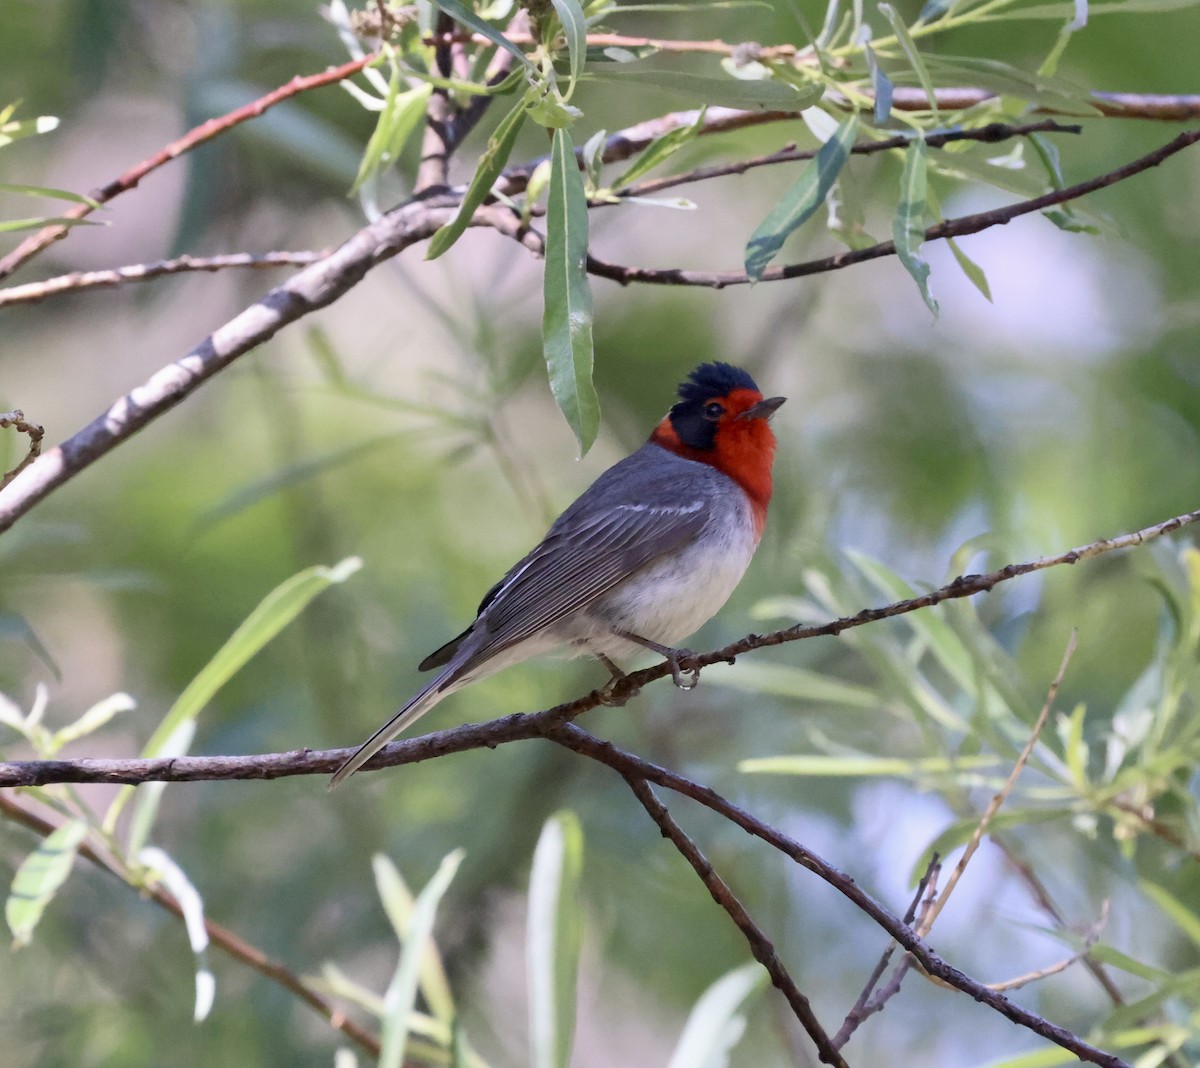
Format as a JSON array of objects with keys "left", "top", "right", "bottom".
[
  {"left": 596, "top": 652, "right": 637, "bottom": 706},
  {"left": 663, "top": 648, "right": 701, "bottom": 690}
]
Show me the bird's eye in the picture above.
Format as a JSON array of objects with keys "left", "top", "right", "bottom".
[{"left": 704, "top": 402, "right": 725, "bottom": 419}]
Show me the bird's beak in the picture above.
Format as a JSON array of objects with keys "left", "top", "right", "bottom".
[{"left": 739, "top": 396, "right": 786, "bottom": 421}]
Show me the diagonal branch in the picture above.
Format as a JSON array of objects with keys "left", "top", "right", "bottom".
[{"left": 618, "top": 772, "right": 849, "bottom": 1067}]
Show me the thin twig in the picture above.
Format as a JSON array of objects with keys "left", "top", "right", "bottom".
[
  {"left": 620, "top": 773, "right": 849, "bottom": 1067},
  {"left": 0, "top": 252, "right": 328, "bottom": 308},
  {"left": 834, "top": 855, "right": 940, "bottom": 1049},
  {"left": 0, "top": 792, "right": 381, "bottom": 1056},
  {"left": 917, "top": 633, "right": 1078, "bottom": 938},
  {"left": 0, "top": 54, "right": 378, "bottom": 282},
  {"left": 582, "top": 129, "right": 1200, "bottom": 288},
  {"left": 546, "top": 725, "right": 1129, "bottom": 1068}
]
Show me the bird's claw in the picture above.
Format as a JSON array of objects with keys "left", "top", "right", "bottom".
[
  {"left": 599, "top": 675, "right": 636, "bottom": 706},
  {"left": 666, "top": 649, "right": 701, "bottom": 690}
]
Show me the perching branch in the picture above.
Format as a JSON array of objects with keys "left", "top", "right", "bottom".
[{"left": 5, "top": 500, "right": 1199, "bottom": 789}]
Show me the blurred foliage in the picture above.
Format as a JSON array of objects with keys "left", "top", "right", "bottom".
[{"left": 3, "top": 0, "right": 1200, "bottom": 1066}]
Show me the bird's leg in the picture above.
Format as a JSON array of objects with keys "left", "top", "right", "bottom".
[
  {"left": 593, "top": 652, "right": 635, "bottom": 706},
  {"left": 613, "top": 628, "right": 701, "bottom": 690}
]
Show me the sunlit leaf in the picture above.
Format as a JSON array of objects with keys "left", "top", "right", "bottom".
[
  {"left": 666, "top": 961, "right": 767, "bottom": 1068},
  {"left": 351, "top": 73, "right": 433, "bottom": 193},
  {"left": 139, "top": 847, "right": 214, "bottom": 1022},
  {"left": 741, "top": 753, "right": 1002, "bottom": 776},
  {"left": 543, "top": 127, "right": 598, "bottom": 455},
  {"left": 744, "top": 115, "right": 857, "bottom": 281},
  {"left": 528, "top": 812, "right": 583, "bottom": 1068},
  {"left": 51, "top": 692, "right": 136, "bottom": 751},
  {"left": 6, "top": 820, "right": 88, "bottom": 947},
  {"left": 379, "top": 850, "right": 465, "bottom": 1068},
  {"left": 0, "top": 182, "right": 99, "bottom": 207},
  {"left": 946, "top": 237, "right": 992, "bottom": 302}
]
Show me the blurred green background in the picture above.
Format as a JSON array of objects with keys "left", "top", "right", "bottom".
[{"left": 3, "top": 0, "right": 1200, "bottom": 1065}]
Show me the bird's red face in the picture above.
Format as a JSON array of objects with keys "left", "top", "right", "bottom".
[{"left": 650, "top": 370, "right": 786, "bottom": 533}]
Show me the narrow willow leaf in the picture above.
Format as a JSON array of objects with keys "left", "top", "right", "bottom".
[
  {"left": 143, "top": 557, "right": 363, "bottom": 758},
  {"left": 427, "top": 99, "right": 528, "bottom": 259},
  {"left": 864, "top": 44, "right": 894, "bottom": 123},
  {"left": 351, "top": 72, "right": 433, "bottom": 194},
  {"left": 917, "top": 0, "right": 952, "bottom": 22},
  {"left": 379, "top": 851, "right": 465, "bottom": 1068},
  {"left": 528, "top": 812, "right": 584, "bottom": 1068},
  {"left": 946, "top": 237, "right": 992, "bottom": 301},
  {"left": 612, "top": 108, "right": 705, "bottom": 189},
  {"left": 741, "top": 754, "right": 1001, "bottom": 776},
  {"left": 1143, "top": 882, "right": 1200, "bottom": 947},
  {"left": 878, "top": 4, "right": 939, "bottom": 115},
  {"left": 543, "top": 128, "right": 598, "bottom": 455},
  {"left": 592, "top": 69, "right": 823, "bottom": 110},
  {"left": 666, "top": 962, "right": 767, "bottom": 1068},
  {"left": 104, "top": 558, "right": 362, "bottom": 835},
  {"left": 582, "top": 127, "right": 608, "bottom": 192},
  {"left": 125, "top": 721, "right": 196, "bottom": 859},
  {"left": 139, "top": 847, "right": 214, "bottom": 1022},
  {"left": 744, "top": 115, "right": 857, "bottom": 281},
  {"left": 51, "top": 692, "right": 136, "bottom": 751},
  {"left": 0, "top": 216, "right": 99, "bottom": 234},
  {"left": 0, "top": 114, "right": 59, "bottom": 148},
  {"left": 0, "top": 182, "right": 100, "bottom": 207},
  {"left": 549, "top": 0, "right": 587, "bottom": 100},
  {"left": 891, "top": 136, "right": 938, "bottom": 315},
  {"left": 371, "top": 855, "right": 456, "bottom": 1026},
  {"left": 816, "top": 0, "right": 841, "bottom": 48},
  {"left": 428, "top": 0, "right": 535, "bottom": 71},
  {"left": 6, "top": 820, "right": 88, "bottom": 947},
  {"left": 921, "top": 54, "right": 1098, "bottom": 113}
]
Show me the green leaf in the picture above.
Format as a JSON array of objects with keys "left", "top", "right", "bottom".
[
  {"left": 139, "top": 847, "right": 214, "bottom": 1022},
  {"left": 946, "top": 236, "right": 992, "bottom": 301},
  {"left": 125, "top": 722, "right": 195, "bottom": 859},
  {"left": 427, "top": 98, "right": 528, "bottom": 259},
  {"left": 6, "top": 820, "right": 88, "bottom": 947},
  {"left": 0, "top": 182, "right": 99, "bottom": 207},
  {"left": 549, "top": 0, "right": 587, "bottom": 100},
  {"left": 666, "top": 961, "right": 767, "bottom": 1068},
  {"left": 587, "top": 44, "right": 661, "bottom": 62},
  {"left": 592, "top": 70, "right": 823, "bottom": 110},
  {"left": 428, "top": 0, "right": 535, "bottom": 71},
  {"left": 379, "top": 850, "right": 465, "bottom": 1068},
  {"left": 50, "top": 692, "right": 136, "bottom": 752},
  {"left": 528, "top": 812, "right": 584, "bottom": 1068},
  {"left": 704, "top": 660, "right": 881, "bottom": 708},
  {"left": 864, "top": 44, "right": 894, "bottom": 123},
  {"left": 741, "top": 754, "right": 1002, "bottom": 777},
  {"left": 744, "top": 115, "right": 857, "bottom": 281},
  {"left": 920, "top": 54, "right": 1098, "bottom": 114},
  {"left": 1143, "top": 881, "right": 1200, "bottom": 947},
  {"left": 892, "top": 135, "right": 938, "bottom": 315},
  {"left": 878, "top": 4, "right": 939, "bottom": 115},
  {"left": 0, "top": 113, "right": 59, "bottom": 148},
  {"left": 351, "top": 75, "right": 433, "bottom": 194},
  {"left": 0, "top": 215, "right": 99, "bottom": 234},
  {"left": 816, "top": 0, "right": 842, "bottom": 48},
  {"left": 542, "top": 128, "right": 598, "bottom": 455},
  {"left": 372, "top": 855, "right": 456, "bottom": 1027},
  {"left": 612, "top": 108, "right": 706, "bottom": 189},
  {"left": 143, "top": 557, "right": 363, "bottom": 759}
]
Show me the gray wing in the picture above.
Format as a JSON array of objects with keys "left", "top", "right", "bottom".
[{"left": 423, "top": 444, "right": 727, "bottom": 674}]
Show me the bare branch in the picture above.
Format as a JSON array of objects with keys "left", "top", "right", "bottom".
[
  {"left": 0, "top": 54, "right": 378, "bottom": 283},
  {"left": 0, "top": 252, "right": 328, "bottom": 308},
  {"left": 583, "top": 129, "right": 1200, "bottom": 288},
  {"left": 620, "top": 773, "right": 848, "bottom": 1067},
  {"left": 0, "top": 792, "right": 380, "bottom": 1056},
  {"left": 917, "top": 634, "right": 1078, "bottom": 938}
]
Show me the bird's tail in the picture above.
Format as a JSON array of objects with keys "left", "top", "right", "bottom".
[{"left": 329, "top": 667, "right": 462, "bottom": 788}]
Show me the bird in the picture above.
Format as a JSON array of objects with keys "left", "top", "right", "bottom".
[{"left": 330, "top": 362, "right": 785, "bottom": 786}]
